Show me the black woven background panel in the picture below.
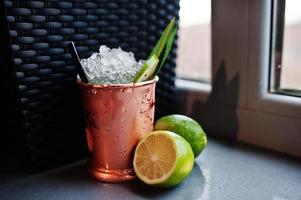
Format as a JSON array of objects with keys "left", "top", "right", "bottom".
[{"left": 0, "top": 0, "right": 179, "bottom": 171}]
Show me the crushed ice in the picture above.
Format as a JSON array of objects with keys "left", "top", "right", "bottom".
[{"left": 80, "top": 45, "right": 144, "bottom": 84}]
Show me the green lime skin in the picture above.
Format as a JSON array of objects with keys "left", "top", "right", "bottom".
[
  {"left": 156, "top": 131, "right": 194, "bottom": 188},
  {"left": 154, "top": 114, "right": 207, "bottom": 158}
]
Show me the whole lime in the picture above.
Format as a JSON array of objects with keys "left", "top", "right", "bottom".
[{"left": 154, "top": 114, "right": 207, "bottom": 157}]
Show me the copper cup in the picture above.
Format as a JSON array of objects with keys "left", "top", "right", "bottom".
[{"left": 78, "top": 77, "right": 158, "bottom": 182}]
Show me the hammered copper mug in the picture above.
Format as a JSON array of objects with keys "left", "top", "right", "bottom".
[{"left": 78, "top": 77, "right": 158, "bottom": 182}]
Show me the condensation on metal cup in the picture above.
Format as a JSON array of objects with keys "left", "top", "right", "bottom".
[{"left": 78, "top": 76, "right": 158, "bottom": 182}]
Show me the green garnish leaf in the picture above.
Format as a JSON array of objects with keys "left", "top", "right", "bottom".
[
  {"left": 149, "top": 17, "right": 175, "bottom": 59},
  {"left": 132, "top": 17, "right": 178, "bottom": 83},
  {"left": 132, "top": 55, "right": 159, "bottom": 83},
  {"left": 152, "top": 26, "right": 178, "bottom": 78}
]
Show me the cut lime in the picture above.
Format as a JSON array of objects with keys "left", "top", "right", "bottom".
[
  {"left": 132, "top": 55, "right": 159, "bottom": 83},
  {"left": 133, "top": 130, "right": 194, "bottom": 187},
  {"left": 155, "top": 114, "right": 207, "bottom": 158}
]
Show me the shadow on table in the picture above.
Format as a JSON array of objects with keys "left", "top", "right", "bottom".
[
  {"left": 45, "top": 161, "right": 92, "bottom": 183},
  {"left": 125, "top": 162, "right": 205, "bottom": 200},
  {"left": 7, "top": 161, "right": 206, "bottom": 200}
]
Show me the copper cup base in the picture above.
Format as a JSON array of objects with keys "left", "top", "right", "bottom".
[{"left": 88, "top": 162, "right": 136, "bottom": 183}]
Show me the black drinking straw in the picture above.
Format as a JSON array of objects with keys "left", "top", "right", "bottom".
[{"left": 67, "top": 42, "right": 89, "bottom": 83}]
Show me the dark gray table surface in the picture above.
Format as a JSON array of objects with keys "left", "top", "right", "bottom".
[{"left": 1, "top": 138, "right": 301, "bottom": 200}]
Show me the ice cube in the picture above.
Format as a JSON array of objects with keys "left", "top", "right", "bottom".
[
  {"left": 99, "top": 45, "right": 110, "bottom": 56},
  {"left": 80, "top": 45, "right": 143, "bottom": 84}
]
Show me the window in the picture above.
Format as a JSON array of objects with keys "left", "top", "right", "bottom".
[
  {"left": 270, "top": 0, "right": 301, "bottom": 97},
  {"left": 176, "top": 0, "right": 301, "bottom": 158},
  {"left": 176, "top": 0, "right": 211, "bottom": 83}
]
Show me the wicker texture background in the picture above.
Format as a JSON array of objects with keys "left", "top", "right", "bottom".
[{"left": 0, "top": 0, "right": 179, "bottom": 171}]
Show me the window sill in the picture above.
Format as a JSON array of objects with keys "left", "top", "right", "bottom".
[
  {"left": 1, "top": 137, "right": 300, "bottom": 200},
  {"left": 176, "top": 78, "right": 211, "bottom": 94}
]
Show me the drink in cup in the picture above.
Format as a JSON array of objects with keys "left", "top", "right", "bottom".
[{"left": 77, "top": 18, "right": 177, "bottom": 182}]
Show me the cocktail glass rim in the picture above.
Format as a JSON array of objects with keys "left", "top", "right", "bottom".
[{"left": 77, "top": 76, "right": 159, "bottom": 89}]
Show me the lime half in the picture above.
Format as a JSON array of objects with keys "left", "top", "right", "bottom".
[
  {"left": 133, "top": 55, "right": 159, "bottom": 83},
  {"left": 155, "top": 114, "right": 207, "bottom": 158},
  {"left": 133, "top": 130, "right": 194, "bottom": 187}
]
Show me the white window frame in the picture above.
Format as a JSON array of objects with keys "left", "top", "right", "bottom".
[
  {"left": 248, "top": 0, "right": 301, "bottom": 117},
  {"left": 176, "top": 0, "right": 301, "bottom": 157}
]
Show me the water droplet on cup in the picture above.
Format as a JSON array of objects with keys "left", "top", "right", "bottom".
[{"left": 114, "top": 136, "right": 119, "bottom": 141}]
